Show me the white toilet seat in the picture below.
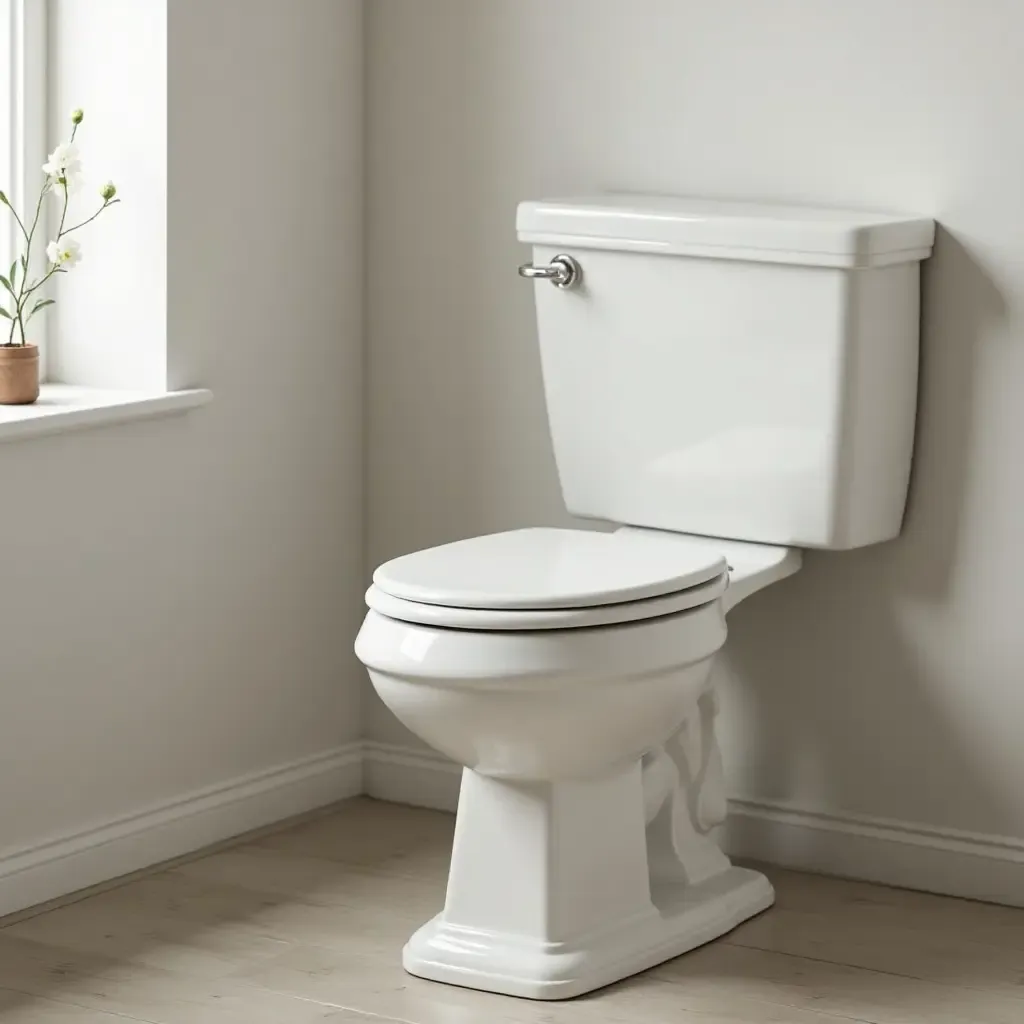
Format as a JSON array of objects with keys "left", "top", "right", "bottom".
[
  {"left": 365, "top": 571, "right": 727, "bottom": 631},
  {"left": 372, "top": 527, "right": 726, "bottom": 610},
  {"left": 369, "top": 526, "right": 729, "bottom": 630}
]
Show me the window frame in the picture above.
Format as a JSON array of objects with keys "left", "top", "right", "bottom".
[
  {"left": 0, "top": 0, "right": 211, "bottom": 437},
  {"left": 1, "top": 0, "right": 48, "bottom": 367}
]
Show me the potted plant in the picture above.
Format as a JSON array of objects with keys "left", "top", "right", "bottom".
[{"left": 0, "top": 108, "right": 119, "bottom": 404}]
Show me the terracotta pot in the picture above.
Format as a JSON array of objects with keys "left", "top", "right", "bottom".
[{"left": 0, "top": 343, "right": 40, "bottom": 405}]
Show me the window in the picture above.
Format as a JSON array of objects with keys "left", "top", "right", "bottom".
[
  {"left": 1, "top": 0, "right": 47, "bottom": 354},
  {"left": 0, "top": 0, "right": 207, "bottom": 438},
  {"left": 0, "top": 2, "right": 15, "bottom": 277}
]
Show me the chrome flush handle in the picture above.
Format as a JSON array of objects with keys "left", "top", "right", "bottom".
[{"left": 517, "top": 253, "right": 582, "bottom": 290}]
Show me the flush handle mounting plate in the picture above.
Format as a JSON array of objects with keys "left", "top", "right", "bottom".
[{"left": 518, "top": 254, "right": 582, "bottom": 290}]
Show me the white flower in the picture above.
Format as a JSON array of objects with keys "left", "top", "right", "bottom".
[
  {"left": 42, "top": 143, "right": 82, "bottom": 185},
  {"left": 46, "top": 238, "right": 81, "bottom": 269},
  {"left": 48, "top": 173, "right": 81, "bottom": 198}
]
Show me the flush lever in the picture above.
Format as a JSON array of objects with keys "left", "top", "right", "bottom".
[{"left": 517, "top": 253, "right": 582, "bottom": 290}]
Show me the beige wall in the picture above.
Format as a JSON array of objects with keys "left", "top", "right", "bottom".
[
  {"left": 366, "top": 0, "right": 1024, "bottom": 842},
  {"left": 0, "top": 0, "right": 363, "bottom": 895}
]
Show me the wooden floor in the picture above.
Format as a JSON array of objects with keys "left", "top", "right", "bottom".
[{"left": 0, "top": 799, "right": 1021, "bottom": 1023}]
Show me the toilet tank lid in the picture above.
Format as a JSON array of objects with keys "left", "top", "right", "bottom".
[{"left": 516, "top": 194, "right": 935, "bottom": 268}]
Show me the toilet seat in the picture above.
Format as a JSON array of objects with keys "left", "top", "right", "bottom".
[
  {"left": 372, "top": 527, "right": 726, "bottom": 610},
  {"left": 365, "top": 572, "right": 727, "bottom": 631},
  {"left": 368, "top": 527, "right": 729, "bottom": 631}
]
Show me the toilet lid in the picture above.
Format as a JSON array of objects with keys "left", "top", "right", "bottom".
[{"left": 371, "top": 528, "right": 726, "bottom": 610}]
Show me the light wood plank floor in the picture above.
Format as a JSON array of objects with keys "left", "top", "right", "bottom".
[{"left": 0, "top": 798, "right": 1022, "bottom": 1023}]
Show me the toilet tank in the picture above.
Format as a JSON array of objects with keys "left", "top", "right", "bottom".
[{"left": 517, "top": 195, "right": 935, "bottom": 550}]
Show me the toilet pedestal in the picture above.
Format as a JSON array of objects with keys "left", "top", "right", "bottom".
[{"left": 403, "top": 747, "right": 773, "bottom": 1000}]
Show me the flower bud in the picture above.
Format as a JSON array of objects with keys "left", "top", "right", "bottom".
[
  {"left": 100, "top": 181, "right": 117, "bottom": 202},
  {"left": 70, "top": 108, "right": 84, "bottom": 125}
]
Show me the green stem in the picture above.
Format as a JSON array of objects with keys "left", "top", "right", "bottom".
[
  {"left": 48, "top": 127, "right": 75, "bottom": 284},
  {"left": 12, "top": 302, "right": 24, "bottom": 348},
  {"left": 7, "top": 292, "right": 17, "bottom": 346},
  {"left": 11, "top": 271, "right": 53, "bottom": 345},
  {"left": 23, "top": 186, "right": 72, "bottom": 345},
  {"left": 10, "top": 180, "right": 51, "bottom": 346},
  {"left": 56, "top": 182, "right": 70, "bottom": 240},
  {"left": 59, "top": 199, "right": 118, "bottom": 238},
  {"left": 7, "top": 265, "right": 59, "bottom": 346},
  {"left": 6, "top": 204, "right": 30, "bottom": 246},
  {"left": 53, "top": 125, "right": 77, "bottom": 246},
  {"left": 19, "top": 267, "right": 59, "bottom": 306}
]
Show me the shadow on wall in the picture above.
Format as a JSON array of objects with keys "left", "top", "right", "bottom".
[{"left": 715, "top": 227, "right": 1015, "bottom": 836}]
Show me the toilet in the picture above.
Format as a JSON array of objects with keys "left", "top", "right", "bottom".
[{"left": 355, "top": 194, "right": 935, "bottom": 1000}]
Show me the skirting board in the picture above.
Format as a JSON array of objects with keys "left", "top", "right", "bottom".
[
  {"left": 9, "top": 740, "right": 1023, "bottom": 919},
  {"left": 363, "top": 741, "right": 1024, "bottom": 908},
  {"left": 0, "top": 743, "right": 364, "bottom": 919}
]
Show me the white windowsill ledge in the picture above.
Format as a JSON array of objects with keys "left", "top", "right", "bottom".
[{"left": 0, "top": 384, "right": 213, "bottom": 443}]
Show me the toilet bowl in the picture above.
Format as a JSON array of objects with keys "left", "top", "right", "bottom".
[
  {"left": 355, "top": 526, "right": 800, "bottom": 999},
  {"left": 356, "top": 194, "right": 933, "bottom": 999}
]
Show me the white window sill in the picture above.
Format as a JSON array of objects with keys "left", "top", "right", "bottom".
[{"left": 0, "top": 384, "right": 213, "bottom": 443}]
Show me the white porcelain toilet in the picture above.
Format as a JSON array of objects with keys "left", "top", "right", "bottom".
[{"left": 355, "top": 194, "right": 935, "bottom": 1000}]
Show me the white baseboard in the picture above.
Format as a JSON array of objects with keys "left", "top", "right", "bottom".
[
  {"left": 724, "top": 796, "right": 1024, "bottom": 908},
  {"left": 0, "top": 743, "right": 364, "bottom": 918},
  {"left": 363, "top": 742, "right": 1024, "bottom": 908},
  {"left": 363, "top": 741, "right": 462, "bottom": 811},
  {"left": 10, "top": 740, "right": 1023, "bottom": 918}
]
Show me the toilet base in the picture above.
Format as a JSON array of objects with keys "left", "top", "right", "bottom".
[{"left": 404, "top": 865, "right": 773, "bottom": 1000}]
